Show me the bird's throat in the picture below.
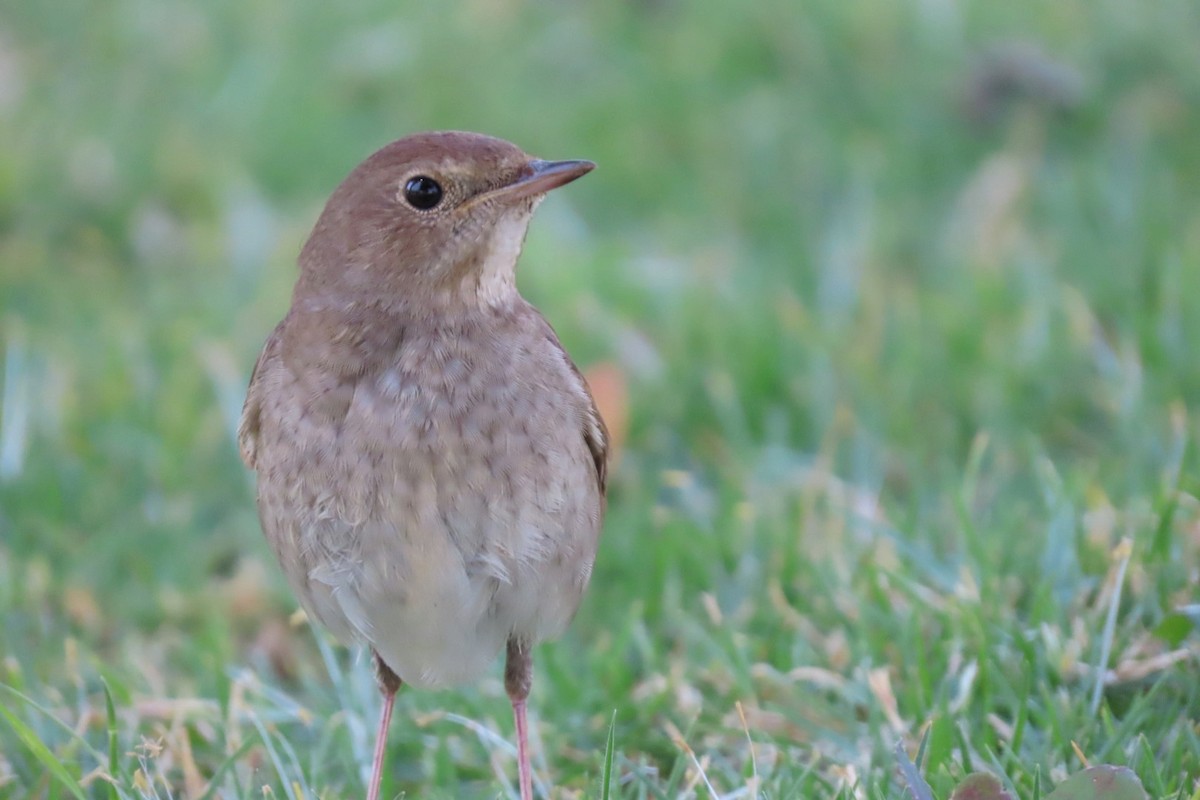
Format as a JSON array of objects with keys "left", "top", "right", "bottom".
[{"left": 455, "top": 210, "right": 532, "bottom": 309}]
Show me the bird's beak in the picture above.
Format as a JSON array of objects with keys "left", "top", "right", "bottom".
[{"left": 495, "top": 159, "right": 595, "bottom": 201}]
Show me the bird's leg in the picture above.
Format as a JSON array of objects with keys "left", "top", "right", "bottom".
[
  {"left": 504, "top": 638, "right": 534, "bottom": 800},
  {"left": 367, "top": 652, "right": 403, "bottom": 800}
]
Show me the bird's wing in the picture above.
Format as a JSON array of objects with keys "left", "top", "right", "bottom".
[
  {"left": 581, "top": 380, "right": 609, "bottom": 498},
  {"left": 237, "top": 322, "right": 284, "bottom": 470},
  {"left": 534, "top": 314, "right": 610, "bottom": 499}
]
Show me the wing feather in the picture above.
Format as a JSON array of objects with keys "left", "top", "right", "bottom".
[
  {"left": 534, "top": 314, "right": 609, "bottom": 498},
  {"left": 238, "top": 323, "right": 284, "bottom": 470}
]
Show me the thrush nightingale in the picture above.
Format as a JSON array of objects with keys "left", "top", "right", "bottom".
[{"left": 238, "top": 131, "right": 608, "bottom": 800}]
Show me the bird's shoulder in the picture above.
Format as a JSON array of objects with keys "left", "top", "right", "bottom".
[{"left": 238, "top": 298, "right": 407, "bottom": 467}]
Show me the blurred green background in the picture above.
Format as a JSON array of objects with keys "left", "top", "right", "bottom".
[{"left": 1, "top": 0, "right": 1198, "bottom": 797}]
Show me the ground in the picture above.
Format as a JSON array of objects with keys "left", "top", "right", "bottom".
[{"left": 1, "top": 0, "right": 1198, "bottom": 797}]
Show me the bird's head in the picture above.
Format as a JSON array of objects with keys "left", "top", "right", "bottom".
[{"left": 296, "top": 131, "right": 593, "bottom": 311}]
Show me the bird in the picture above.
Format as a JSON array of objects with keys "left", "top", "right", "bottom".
[{"left": 237, "top": 131, "right": 608, "bottom": 800}]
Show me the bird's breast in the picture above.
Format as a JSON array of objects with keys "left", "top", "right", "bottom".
[{"left": 255, "top": 317, "right": 601, "bottom": 685}]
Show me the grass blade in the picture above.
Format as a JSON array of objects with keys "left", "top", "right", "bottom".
[
  {"left": 0, "top": 696, "right": 89, "bottom": 800},
  {"left": 601, "top": 709, "right": 617, "bottom": 800},
  {"left": 1091, "top": 539, "right": 1133, "bottom": 716},
  {"left": 101, "top": 679, "right": 121, "bottom": 800},
  {"left": 894, "top": 738, "right": 934, "bottom": 800},
  {"left": 197, "top": 737, "right": 259, "bottom": 800}
]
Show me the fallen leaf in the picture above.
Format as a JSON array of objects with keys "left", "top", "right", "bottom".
[
  {"left": 1043, "top": 765, "right": 1149, "bottom": 800},
  {"left": 950, "top": 773, "right": 1015, "bottom": 800},
  {"left": 583, "top": 361, "right": 628, "bottom": 466}
]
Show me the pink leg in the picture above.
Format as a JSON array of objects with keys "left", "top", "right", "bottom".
[
  {"left": 511, "top": 696, "right": 533, "bottom": 800},
  {"left": 366, "top": 687, "right": 395, "bottom": 800},
  {"left": 505, "top": 639, "right": 534, "bottom": 800},
  {"left": 368, "top": 654, "right": 403, "bottom": 800}
]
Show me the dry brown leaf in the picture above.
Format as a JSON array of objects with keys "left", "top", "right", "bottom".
[
  {"left": 724, "top": 704, "right": 806, "bottom": 740},
  {"left": 867, "top": 667, "right": 906, "bottom": 733},
  {"left": 133, "top": 699, "right": 220, "bottom": 721},
  {"left": 1114, "top": 647, "right": 1195, "bottom": 683},
  {"left": 63, "top": 585, "right": 103, "bottom": 632},
  {"left": 583, "top": 361, "right": 629, "bottom": 466},
  {"left": 251, "top": 616, "right": 300, "bottom": 682},
  {"left": 786, "top": 666, "right": 850, "bottom": 692},
  {"left": 218, "top": 558, "right": 275, "bottom": 622}
]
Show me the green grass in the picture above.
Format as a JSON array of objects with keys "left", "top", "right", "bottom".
[{"left": 2, "top": 0, "right": 1199, "bottom": 797}]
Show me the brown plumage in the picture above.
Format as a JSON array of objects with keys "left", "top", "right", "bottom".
[{"left": 238, "top": 131, "right": 607, "bottom": 800}]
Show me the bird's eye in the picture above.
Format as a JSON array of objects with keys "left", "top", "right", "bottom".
[{"left": 403, "top": 176, "right": 443, "bottom": 210}]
